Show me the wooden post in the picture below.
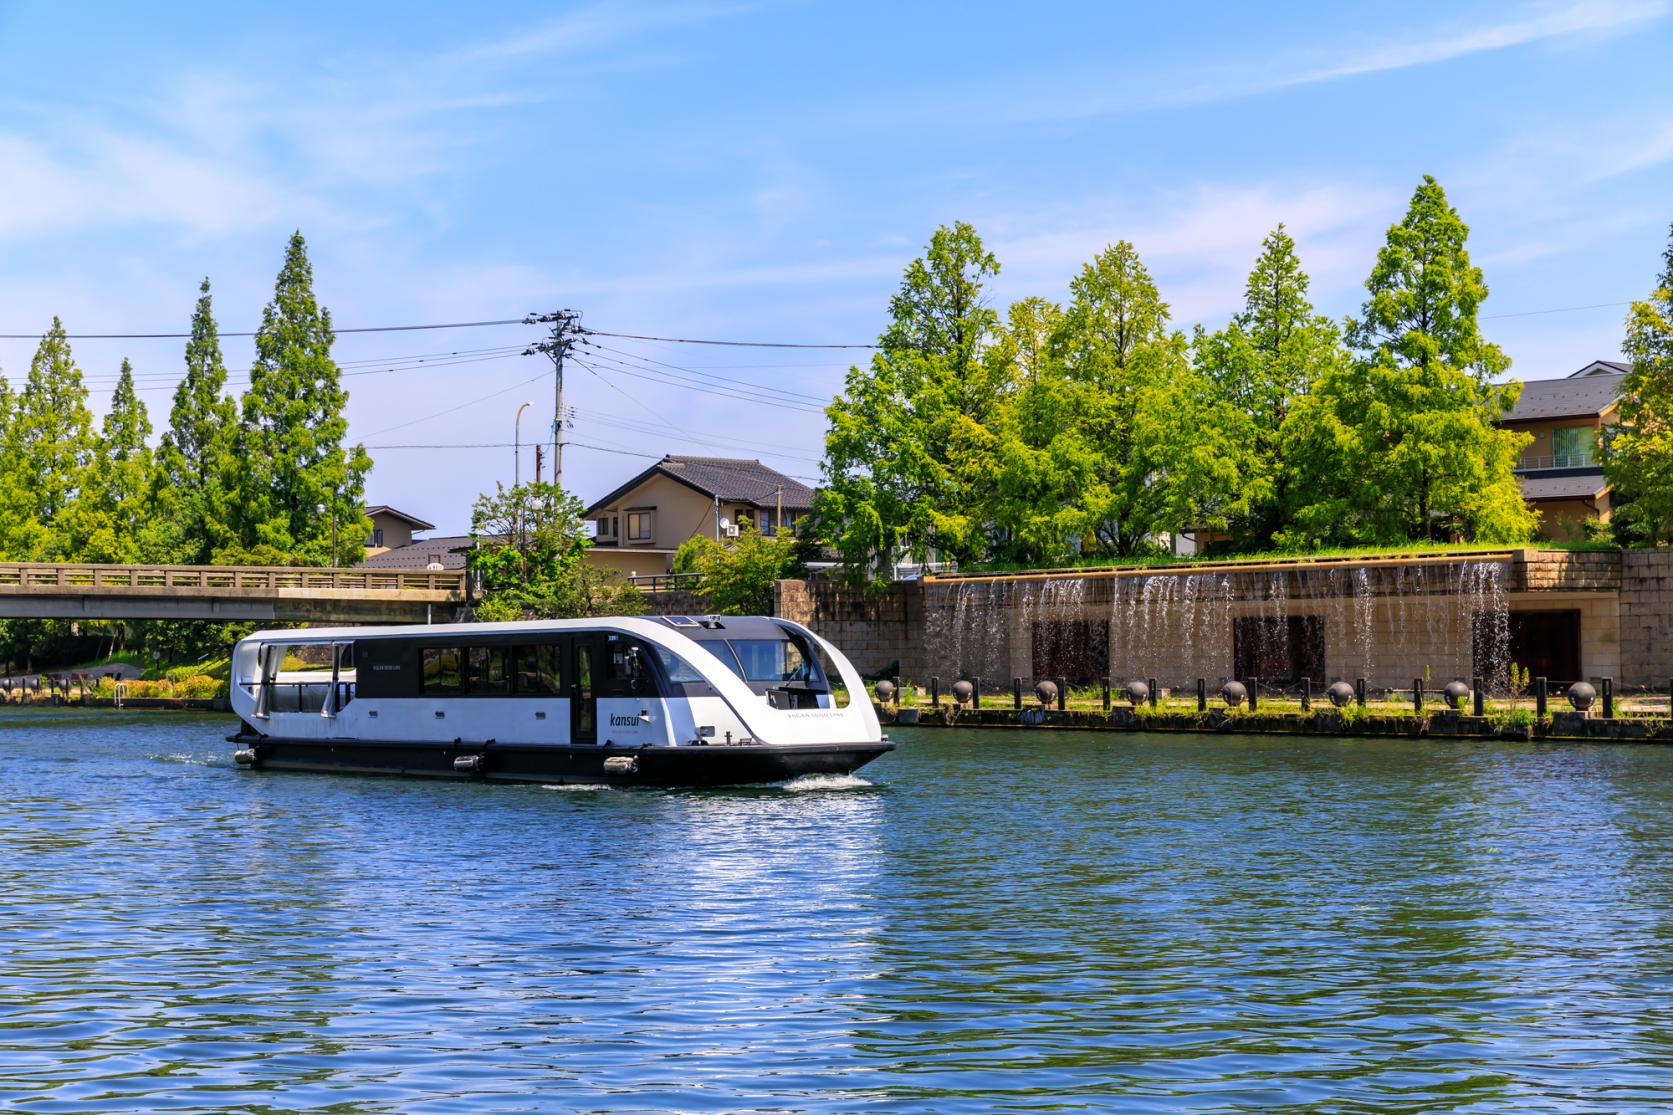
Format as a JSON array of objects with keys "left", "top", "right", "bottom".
[
  {"left": 1603, "top": 677, "right": 1614, "bottom": 719},
  {"left": 1101, "top": 677, "right": 1111, "bottom": 711},
  {"left": 1056, "top": 677, "right": 1067, "bottom": 711},
  {"left": 1248, "top": 677, "right": 1259, "bottom": 712},
  {"left": 1196, "top": 677, "right": 1206, "bottom": 712},
  {"left": 1535, "top": 676, "right": 1548, "bottom": 719},
  {"left": 1012, "top": 677, "right": 1022, "bottom": 710},
  {"left": 1413, "top": 679, "right": 1423, "bottom": 714},
  {"left": 930, "top": 676, "right": 940, "bottom": 710},
  {"left": 971, "top": 677, "right": 981, "bottom": 710},
  {"left": 1355, "top": 677, "right": 1367, "bottom": 707},
  {"left": 1300, "top": 676, "right": 1311, "bottom": 712},
  {"left": 1147, "top": 677, "right": 1158, "bottom": 708},
  {"left": 1472, "top": 675, "right": 1484, "bottom": 718}
]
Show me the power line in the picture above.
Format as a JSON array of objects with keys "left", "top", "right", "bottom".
[
  {"left": 361, "top": 369, "right": 552, "bottom": 437},
  {"left": 581, "top": 328, "right": 876, "bottom": 350},
  {"left": 583, "top": 340, "right": 831, "bottom": 403},
  {"left": 573, "top": 352, "right": 826, "bottom": 413},
  {"left": 0, "top": 318, "right": 528, "bottom": 341},
  {"left": 1481, "top": 300, "right": 1635, "bottom": 320}
]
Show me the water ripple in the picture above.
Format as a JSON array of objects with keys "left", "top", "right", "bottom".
[{"left": 1, "top": 716, "right": 1672, "bottom": 1111}]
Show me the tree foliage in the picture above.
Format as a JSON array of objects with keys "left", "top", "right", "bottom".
[
  {"left": 817, "top": 222, "right": 1002, "bottom": 581},
  {"left": 1280, "top": 177, "right": 1535, "bottom": 545},
  {"left": 1603, "top": 227, "right": 1673, "bottom": 544},
  {"left": 673, "top": 518, "right": 804, "bottom": 615},
  {"left": 229, "top": 232, "right": 371, "bottom": 565},
  {"left": 1194, "top": 225, "right": 1346, "bottom": 547},
  {"left": 468, "top": 482, "right": 642, "bottom": 621},
  {"left": 154, "top": 279, "right": 240, "bottom": 564}
]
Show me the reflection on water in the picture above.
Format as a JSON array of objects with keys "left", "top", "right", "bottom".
[{"left": 2, "top": 713, "right": 1673, "bottom": 1111}]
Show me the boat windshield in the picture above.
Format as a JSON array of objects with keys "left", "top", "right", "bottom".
[
  {"left": 651, "top": 644, "right": 706, "bottom": 684},
  {"left": 725, "top": 638, "right": 815, "bottom": 683}
]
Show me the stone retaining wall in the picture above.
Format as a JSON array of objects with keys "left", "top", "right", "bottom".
[{"left": 777, "top": 548, "right": 1673, "bottom": 688}]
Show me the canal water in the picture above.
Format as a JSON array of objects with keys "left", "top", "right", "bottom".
[{"left": 3, "top": 713, "right": 1673, "bottom": 1112}]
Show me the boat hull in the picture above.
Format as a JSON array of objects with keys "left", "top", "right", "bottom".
[{"left": 227, "top": 735, "right": 894, "bottom": 787}]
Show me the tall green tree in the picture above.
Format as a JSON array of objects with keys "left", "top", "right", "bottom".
[
  {"left": 71, "top": 359, "right": 154, "bottom": 562},
  {"left": 1054, "top": 241, "right": 1252, "bottom": 557},
  {"left": 1602, "top": 225, "right": 1673, "bottom": 544},
  {"left": 1282, "top": 176, "right": 1535, "bottom": 545},
  {"left": 154, "top": 278, "right": 240, "bottom": 563},
  {"left": 231, "top": 233, "right": 371, "bottom": 565},
  {"left": 6, "top": 318, "right": 97, "bottom": 559},
  {"left": 1193, "top": 226, "right": 1347, "bottom": 548},
  {"left": 818, "top": 222, "right": 1004, "bottom": 583}
]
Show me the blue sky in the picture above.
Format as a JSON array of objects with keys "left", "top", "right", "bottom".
[{"left": 0, "top": 1, "right": 1670, "bottom": 534}]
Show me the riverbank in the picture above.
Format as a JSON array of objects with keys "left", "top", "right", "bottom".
[
  {"left": 880, "top": 703, "right": 1673, "bottom": 742},
  {"left": 0, "top": 694, "right": 229, "bottom": 712}
]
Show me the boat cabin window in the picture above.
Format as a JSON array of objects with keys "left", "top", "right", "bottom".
[
  {"left": 516, "top": 645, "right": 562, "bottom": 695},
  {"left": 421, "top": 648, "right": 464, "bottom": 695},
  {"left": 469, "top": 646, "right": 511, "bottom": 696},
  {"left": 651, "top": 644, "right": 705, "bottom": 684},
  {"left": 726, "top": 638, "right": 814, "bottom": 683}
]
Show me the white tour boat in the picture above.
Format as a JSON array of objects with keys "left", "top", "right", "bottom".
[{"left": 227, "top": 615, "right": 891, "bottom": 786}]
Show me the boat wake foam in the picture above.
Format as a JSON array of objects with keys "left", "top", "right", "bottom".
[
  {"left": 540, "top": 783, "right": 614, "bottom": 792},
  {"left": 779, "top": 773, "right": 873, "bottom": 792}
]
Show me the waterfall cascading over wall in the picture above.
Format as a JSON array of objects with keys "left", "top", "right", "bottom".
[{"left": 918, "top": 554, "right": 1518, "bottom": 693}]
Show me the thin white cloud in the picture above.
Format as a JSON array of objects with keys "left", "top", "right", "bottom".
[
  {"left": 1000, "top": 0, "right": 1670, "bottom": 122},
  {"left": 1273, "top": 0, "right": 1669, "bottom": 89},
  {"left": 458, "top": 0, "right": 769, "bottom": 63}
]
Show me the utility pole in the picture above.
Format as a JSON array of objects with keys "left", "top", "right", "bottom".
[
  {"left": 523, "top": 310, "right": 583, "bottom": 491},
  {"left": 534, "top": 445, "right": 544, "bottom": 484}
]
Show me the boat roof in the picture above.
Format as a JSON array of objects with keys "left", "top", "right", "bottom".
[{"left": 240, "top": 615, "right": 795, "bottom": 644}]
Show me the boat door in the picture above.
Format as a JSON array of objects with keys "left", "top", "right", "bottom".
[{"left": 570, "top": 636, "right": 597, "bottom": 745}]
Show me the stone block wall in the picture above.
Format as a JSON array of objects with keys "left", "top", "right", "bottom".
[
  {"left": 773, "top": 550, "right": 1673, "bottom": 692},
  {"left": 1622, "top": 551, "right": 1673, "bottom": 687},
  {"left": 775, "top": 578, "right": 928, "bottom": 679},
  {"left": 1519, "top": 548, "right": 1623, "bottom": 592}
]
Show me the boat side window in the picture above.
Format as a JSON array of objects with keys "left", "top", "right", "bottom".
[
  {"left": 514, "top": 645, "right": 562, "bottom": 695},
  {"left": 421, "top": 647, "right": 463, "bottom": 695},
  {"left": 651, "top": 644, "right": 705, "bottom": 685},
  {"left": 468, "top": 646, "right": 511, "bottom": 696},
  {"left": 726, "top": 638, "right": 813, "bottom": 683}
]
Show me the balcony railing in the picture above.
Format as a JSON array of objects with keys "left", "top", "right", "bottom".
[
  {"left": 1517, "top": 451, "right": 1598, "bottom": 471},
  {"left": 628, "top": 572, "right": 702, "bottom": 594}
]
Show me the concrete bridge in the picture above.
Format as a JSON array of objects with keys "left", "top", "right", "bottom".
[{"left": 0, "top": 563, "right": 467, "bottom": 623}]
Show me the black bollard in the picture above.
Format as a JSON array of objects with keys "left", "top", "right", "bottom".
[
  {"left": 1603, "top": 677, "right": 1614, "bottom": 719},
  {"left": 1301, "top": 676, "right": 1311, "bottom": 712},
  {"left": 972, "top": 677, "right": 981, "bottom": 710},
  {"left": 1413, "top": 679, "right": 1423, "bottom": 714},
  {"left": 1102, "top": 677, "right": 1111, "bottom": 711},
  {"left": 1012, "top": 677, "right": 1022, "bottom": 710},
  {"left": 1196, "top": 677, "right": 1207, "bottom": 712},
  {"left": 1249, "top": 677, "right": 1259, "bottom": 712},
  {"left": 1535, "top": 676, "right": 1547, "bottom": 719},
  {"left": 1056, "top": 677, "right": 1067, "bottom": 712},
  {"left": 931, "top": 676, "right": 940, "bottom": 710},
  {"left": 1472, "top": 675, "right": 1484, "bottom": 718},
  {"left": 1147, "top": 677, "right": 1158, "bottom": 708},
  {"left": 1355, "top": 677, "right": 1367, "bottom": 707}
]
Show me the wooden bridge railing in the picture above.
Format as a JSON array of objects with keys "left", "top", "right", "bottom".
[{"left": 0, "top": 562, "right": 467, "bottom": 595}]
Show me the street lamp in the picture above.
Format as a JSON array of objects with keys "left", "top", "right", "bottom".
[
  {"left": 514, "top": 401, "right": 533, "bottom": 488},
  {"left": 316, "top": 503, "right": 338, "bottom": 567}
]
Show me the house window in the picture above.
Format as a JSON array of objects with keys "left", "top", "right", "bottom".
[
  {"left": 596, "top": 517, "right": 613, "bottom": 536},
  {"left": 372, "top": 528, "right": 385, "bottom": 547},
  {"left": 1552, "top": 426, "right": 1596, "bottom": 468},
  {"left": 627, "top": 512, "right": 653, "bottom": 542}
]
